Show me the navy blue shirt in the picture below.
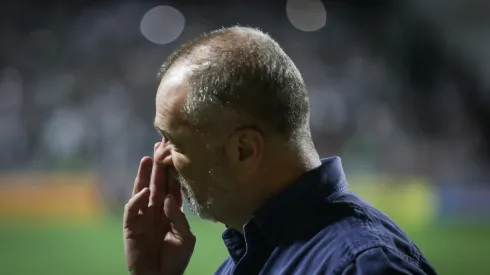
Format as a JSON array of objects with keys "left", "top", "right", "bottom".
[{"left": 215, "top": 157, "right": 437, "bottom": 275}]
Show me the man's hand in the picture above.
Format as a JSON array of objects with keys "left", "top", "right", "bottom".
[{"left": 124, "top": 142, "right": 195, "bottom": 275}]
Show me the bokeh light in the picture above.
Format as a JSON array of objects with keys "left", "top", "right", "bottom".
[
  {"left": 140, "top": 5, "right": 185, "bottom": 45},
  {"left": 286, "top": 0, "right": 327, "bottom": 32}
]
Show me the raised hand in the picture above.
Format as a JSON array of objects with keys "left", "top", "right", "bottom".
[{"left": 124, "top": 142, "right": 195, "bottom": 275}]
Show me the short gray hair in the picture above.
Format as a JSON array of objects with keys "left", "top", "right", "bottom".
[{"left": 158, "top": 26, "right": 311, "bottom": 144}]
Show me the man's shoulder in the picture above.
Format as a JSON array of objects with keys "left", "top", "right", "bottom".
[
  {"left": 215, "top": 190, "right": 428, "bottom": 275},
  {"left": 318, "top": 190, "right": 417, "bottom": 248},
  {"left": 310, "top": 190, "right": 424, "bottom": 270}
]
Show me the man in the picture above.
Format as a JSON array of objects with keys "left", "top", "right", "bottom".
[{"left": 123, "top": 26, "right": 437, "bottom": 275}]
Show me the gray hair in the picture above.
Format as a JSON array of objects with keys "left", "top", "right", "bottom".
[{"left": 158, "top": 26, "right": 312, "bottom": 146}]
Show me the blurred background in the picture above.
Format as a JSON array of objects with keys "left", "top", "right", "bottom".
[{"left": 1, "top": 0, "right": 490, "bottom": 274}]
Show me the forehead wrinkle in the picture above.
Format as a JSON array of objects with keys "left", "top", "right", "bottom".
[{"left": 155, "top": 63, "right": 193, "bottom": 131}]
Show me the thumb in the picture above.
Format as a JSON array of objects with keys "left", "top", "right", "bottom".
[{"left": 164, "top": 195, "right": 192, "bottom": 238}]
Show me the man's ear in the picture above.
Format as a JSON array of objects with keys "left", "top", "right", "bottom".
[{"left": 226, "top": 128, "right": 264, "bottom": 171}]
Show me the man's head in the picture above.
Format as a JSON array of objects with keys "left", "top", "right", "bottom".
[{"left": 154, "top": 26, "right": 318, "bottom": 225}]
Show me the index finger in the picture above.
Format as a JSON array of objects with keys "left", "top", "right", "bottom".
[
  {"left": 149, "top": 142, "right": 171, "bottom": 207},
  {"left": 132, "top": 156, "right": 153, "bottom": 196}
]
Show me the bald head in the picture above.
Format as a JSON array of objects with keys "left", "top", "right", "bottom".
[{"left": 157, "top": 26, "right": 312, "bottom": 147}]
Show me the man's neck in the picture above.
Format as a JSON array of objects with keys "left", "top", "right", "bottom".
[{"left": 224, "top": 149, "right": 321, "bottom": 234}]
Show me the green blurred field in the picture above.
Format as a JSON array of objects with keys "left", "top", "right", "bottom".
[{"left": 0, "top": 216, "right": 488, "bottom": 275}]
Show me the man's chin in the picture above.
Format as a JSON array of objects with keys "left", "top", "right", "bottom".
[
  {"left": 189, "top": 204, "right": 218, "bottom": 222},
  {"left": 196, "top": 214, "right": 219, "bottom": 223},
  {"left": 193, "top": 210, "right": 216, "bottom": 221}
]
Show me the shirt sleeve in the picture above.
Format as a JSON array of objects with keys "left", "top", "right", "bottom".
[{"left": 340, "top": 247, "right": 432, "bottom": 275}]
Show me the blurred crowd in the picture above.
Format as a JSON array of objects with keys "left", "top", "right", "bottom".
[{"left": 1, "top": 0, "right": 490, "bottom": 202}]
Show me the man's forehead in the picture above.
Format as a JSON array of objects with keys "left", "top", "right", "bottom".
[
  {"left": 156, "top": 66, "right": 191, "bottom": 106},
  {"left": 155, "top": 64, "right": 193, "bottom": 131}
]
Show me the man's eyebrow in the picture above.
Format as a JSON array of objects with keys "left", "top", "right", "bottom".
[{"left": 153, "top": 121, "right": 172, "bottom": 139}]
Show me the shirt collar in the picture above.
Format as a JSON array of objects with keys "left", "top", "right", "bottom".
[{"left": 249, "top": 156, "right": 348, "bottom": 246}]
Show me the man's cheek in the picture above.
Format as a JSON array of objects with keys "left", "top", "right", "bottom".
[{"left": 170, "top": 152, "right": 188, "bottom": 172}]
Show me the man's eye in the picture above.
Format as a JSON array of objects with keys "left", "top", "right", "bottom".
[
  {"left": 166, "top": 138, "right": 175, "bottom": 146},
  {"left": 161, "top": 134, "right": 171, "bottom": 144},
  {"left": 160, "top": 133, "right": 182, "bottom": 150}
]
